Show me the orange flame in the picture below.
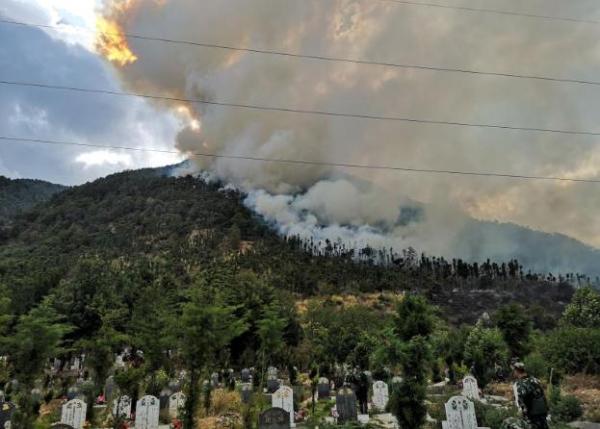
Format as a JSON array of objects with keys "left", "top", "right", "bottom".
[{"left": 95, "top": 17, "right": 138, "bottom": 66}]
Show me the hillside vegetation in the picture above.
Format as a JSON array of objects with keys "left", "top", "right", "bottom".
[
  {"left": 0, "top": 168, "right": 573, "bottom": 323},
  {"left": 0, "top": 175, "right": 65, "bottom": 224}
]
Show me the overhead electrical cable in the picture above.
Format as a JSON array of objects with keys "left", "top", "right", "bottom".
[
  {"left": 374, "top": 0, "right": 600, "bottom": 25},
  {"left": 3, "top": 79, "right": 600, "bottom": 137},
  {"left": 1, "top": 136, "right": 598, "bottom": 184},
  {"left": 2, "top": 18, "right": 600, "bottom": 88}
]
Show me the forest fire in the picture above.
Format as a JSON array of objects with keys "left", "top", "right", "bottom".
[{"left": 95, "top": 17, "right": 137, "bottom": 66}]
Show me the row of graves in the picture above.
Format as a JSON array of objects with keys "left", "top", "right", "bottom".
[
  {"left": 255, "top": 372, "right": 514, "bottom": 429},
  {"left": 1, "top": 347, "right": 516, "bottom": 429}
]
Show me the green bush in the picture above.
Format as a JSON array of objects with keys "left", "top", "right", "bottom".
[
  {"left": 550, "top": 394, "right": 583, "bottom": 423},
  {"left": 474, "top": 401, "right": 517, "bottom": 429},
  {"left": 524, "top": 353, "right": 549, "bottom": 380}
]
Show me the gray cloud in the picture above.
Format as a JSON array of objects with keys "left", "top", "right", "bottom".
[{"left": 0, "top": 3, "right": 181, "bottom": 185}]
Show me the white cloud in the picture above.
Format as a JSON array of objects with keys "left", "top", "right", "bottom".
[{"left": 75, "top": 150, "right": 132, "bottom": 168}]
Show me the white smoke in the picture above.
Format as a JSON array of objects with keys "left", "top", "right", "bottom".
[{"left": 102, "top": 0, "right": 600, "bottom": 272}]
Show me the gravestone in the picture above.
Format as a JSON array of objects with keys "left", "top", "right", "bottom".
[
  {"left": 168, "top": 392, "right": 185, "bottom": 419},
  {"left": 241, "top": 383, "right": 253, "bottom": 404},
  {"left": 66, "top": 386, "right": 80, "bottom": 401},
  {"left": 211, "top": 372, "right": 220, "bottom": 388},
  {"left": 259, "top": 407, "right": 290, "bottom": 429},
  {"left": 335, "top": 387, "right": 357, "bottom": 423},
  {"left": 267, "top": 376, "right": 280, "bottom": 394},
  {"left": 317, "top": 377, "right": 330, "bottom": 399},
  {"left": 442, "top": 396, "right": 488, "bottom": 429},
  {"left": 271, "top": 386, "right": 294, "bottom": 428},
  {"left": 104, "top": 376, "right": 116, "bottom": 404},
  {"left": 113, "top": 395, "right": 132, "bottom": 419},
  {"left": 61, "top": 399, "right": 87, "bottom": 429},
  {"left": 168, "top": 379, "right": 181, "bottom": 393},
  {"left": 135, "top": 395, "right": 159, "bottom": 429},
  {"left": 462, "top": 376, "right": 480, "bottom": 401},
  {"left": 267, "top": 367, "right": 278, "bottom": 379},
  {"left": 392, "top": 376, "right": 403, "bottom": 385},
  {"left": 372, "top": 380, "right": 389, "bottom": 412},
  {"left": 159, "top": 389, "right": 172, "bottom": 411},
  {"left": 241, "top": 368, "right": 251, "bottom": 383},
  {"left": 0, "top": 401, "right": 15, "bottom": 429}
]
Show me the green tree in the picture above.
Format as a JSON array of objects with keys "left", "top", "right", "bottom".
[
  {"left": 541, "top": 326, "right": 600, "bottom": 374},
  {"left": 494, "top": 304, "right": 532, "bottom": 358},
  {"left": 390, "top": 295, "right": 435, "bottom": 429},
  {"left": 464, "top": 325, "right": 509, "bottom": 387},
  {"left": 177, "top": 269, "right": 248, "bottom": 429},
  {"left": 257, "top": 305, "right": 287, "bottom": 387},
  {"left": 6, "top": 299, "right": 71, "bottom": 429},
  {"left": 561, "top": 287, "right": 600, "bottom": 328}
]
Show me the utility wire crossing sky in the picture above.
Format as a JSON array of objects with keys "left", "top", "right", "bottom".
[{"left": 2, "top": 18, "right": 600, "bottom": 88}]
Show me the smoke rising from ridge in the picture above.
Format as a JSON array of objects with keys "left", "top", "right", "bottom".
[{"left": 100, "top": 0, "right": 600, "bottom": 272}]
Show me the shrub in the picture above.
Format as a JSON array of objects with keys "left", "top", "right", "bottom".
[
  {"left": 474, "top": 401, "right": 517, "bottom": 429},
  {"left": 524, "top": 353, "right": 549, "bottom": 380},
  {"left": 551, "top": 395, "right": 583, "bottom": 422}
]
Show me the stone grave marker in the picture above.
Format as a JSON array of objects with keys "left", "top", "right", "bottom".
[
  {"left": 267, "top": 376, "right": 280, "bottom": 394},
  {"left": 66, "top": 386, "right": 80, "bottom": 401},
  {"left": 241, "top": 368, "right": 251, "bottom": 383},
  {"left": 168, "top": 392, "right": 186, "bottom": 419},
  {"left": 210, "top": 372, "right": 220, "bottom": 388},
  {"left": 442, "top": 396, "right": 489, "bottom": 429},
  {"left": 241, "top": 383, "right": 253, "bottom": 404},
  {"left": 259, "top": 407, "right": 290, "bottom": 429},
  {"left": 335, "top": 387, "right": 357, "bottom": 423},
  {"left": 159, "top": 388, "right": 172, "bottom": 411},
  {"left": 104, "top": 376, "right": 116, "bottom": 404},
  {"left": 135, "top": 395, "right": 159, "bottom": 429},
  {"left": 113, "top": 395, "right": 132, "bottom": 419},
  {"left": 317, "top": 377, "right": 330, "bottom": 399},
  {"left": 462, "top": 376, "right": 480, "bottom": 401},
  {"left": 0, "top": 401, "right": 15, "bottom": 429},
  {"left": 372, "top": 380, "right": 390, "bottom": 412},
  {"left": 271, "top": 386, "right": 294, "bottom": 428},
  {"left": 168, "top": 379, "right": 181, "bottom": 393},
  {"left": 61, "top": 399, "right": 87, "bottom": 429},
  {"left": 267, "top": 366, "right": 278, "bottom": 378}
]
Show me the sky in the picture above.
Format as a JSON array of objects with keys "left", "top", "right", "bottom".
[
  {"left": 1, "top": 0, "right": 600, "bottom": 267},
  {"left": 0, "top": 0, "right": 183, "bottom": 185}
]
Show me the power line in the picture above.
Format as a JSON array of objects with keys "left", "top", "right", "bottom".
[
  {"left": 376, "top": 0, "right": 600, "bottom": 25},
  {"left": 2, "top": 18, "right": 600, "bottom": 88},
  {"left": 5, "top": 135, "right": 600, "bottom": 184},
  {"left": 1, "top": 136, "right": 598, "bottom": 184},
  {"left": 3, "top": 79, "right": 600, "bottom": 137}
]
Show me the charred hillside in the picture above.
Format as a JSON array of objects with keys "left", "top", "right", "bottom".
[{"left": 0, "top": 168, "right": 573, "bottom": 324}]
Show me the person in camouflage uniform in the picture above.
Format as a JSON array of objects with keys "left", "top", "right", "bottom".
[{"left": 512, "top": 362, "right": 549, "bottom": 429}]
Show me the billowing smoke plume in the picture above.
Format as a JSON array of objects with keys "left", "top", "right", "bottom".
[{"left": 100, "top": 0, "right": 600, "bottom": 274}]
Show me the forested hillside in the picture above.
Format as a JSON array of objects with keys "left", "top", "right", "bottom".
[
  {"left": 0, "top": 176, "right": 65, "bottom": 224},
  {"left": 0, "top": 168, "right": 574, "bottom": 323}
]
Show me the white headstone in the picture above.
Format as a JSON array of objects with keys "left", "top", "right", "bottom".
[
  {"left": 168, "top": 392, "right": 186, "bottom": 419},
  {"left": 113, "top": 395, "right": 132, "bottom": 419},
  {"left": 135, "top": 395, "right": 159, "bottom": 429},
  {"left": 271, "top": 386, "right": 295, "bottom": 428},
  {"left": 462, "top": 376, "right": 480, "bottom": 401},
  {"left": 372, "top": 381, "right": 389, "bottom": 412},
  {"left": 442, "top": 396, "right": 488, "bottom": 429},
  {"left": 61, "top": 399, "right": 87, "bottom": 429}
]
